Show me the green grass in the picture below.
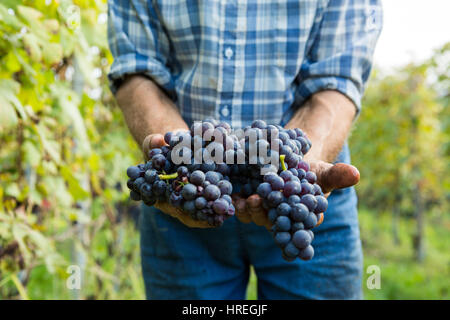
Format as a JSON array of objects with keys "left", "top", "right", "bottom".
[{"left": 246, "top": 208, "right": 450, "bottom": 300}]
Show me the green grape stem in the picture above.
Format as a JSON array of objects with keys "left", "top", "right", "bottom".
[
  {"left": 159, "top": 172, "right": 178, "bottom": 180},
  {"left": 280, "top": 154, "right": 287, "bottom": 171}
]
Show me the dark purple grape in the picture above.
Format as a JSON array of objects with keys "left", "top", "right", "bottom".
[
  {"left": 303, "top": 213, "right": 318, "bottom": 229},
  {"left": 148, "top": 148, "right": 162, "bottom": 159},
  {"left": 313, "top": 184, "right": 322, "bottom": 195},
  {"left": 212, "top": 198, "right": 229, "bottom": 214},
  {"left": 283, "top": 180, "right": 301, "bottom": 197},
  {"left": 217, "top": 180, "right": 233, "bottom": 195},
  {"left": 222, "top": 194, "right": 232, "bottom": 204},
  {"left": 181, "top": 183, "right": 197, "bottom": 200},
  {"left": 152, "top": 154, "right": 166, "bottom": 170},
  {"left": 290, "top": 203, "right": 309, "bottom": 222},
  {"left": 195, "top": 196, "right": 207, "bottom": 209},
  {"left": 305, "top": 171, "right": 317, "bottom": 184},
  {"left": 300, "top": 182, "right": 314, "bottom": 196},
  {"left": 292, "top": 230, "right": 312, "bottom": 249},
  {"left": 140, "top": 183, "right": 152, "bottom": 197},
  {"left": 283, "top": 242, "right": 300, "bottom": 258},
  {"left": 190, "top": 170, "right": 205, "bottom": 186},
  {"left": 277, "top": 203, "right": 291, "bottom": 216},
  {"left": 280, "top": 170, "right": 293, "bottom": 182},
  {"left": 288, "top": 195, "right": 301, "bottom": 206},
  {"left": 298, "top": 245, "right": 314, "bottom": 261},
  {"left": 126, "top": 166, "right": 141, "bottom": 180},
  {"left": 251, "top": 119, "right": 267, "bottom": 129},
  {"left": 274, "top": 232, "right": 291, "bottom": 248},
  {"left": 256, "top": 182, "right": 272, "bottom": 198},
  {"left": 314, "top": 195, "right": 328, "bottom": 213},
  {"left": 301, "top": 194, "right": 318, "bottom": 211},
  {"left": 269, "top": 176, "right": 284, "bottom": 191},
  {"left": 205, "top": 171, "right": 221, "bottom": 185},
  {"left": 297, "top": 168, "right": 306, "bottom": 180},
  {"left": 267, "top": 191, "right": 284, "bottom": 207},
  {"left": 164, "top": 132, "right": 173, "bottom": 144},
  {"left": 288, "top": 168, "right": 298, "bottom": 177},
  {"left": 204, "top": 184, "right": 221, "bottom": 201},
  {"left": 275, "top": 215, "right": 291, "bottom": 232},
  {"left": 177, "top": 166, "right": 189, "bottom": 177},
  {"left": 153, "top": 180, "right": 166, "bottom": 196}
]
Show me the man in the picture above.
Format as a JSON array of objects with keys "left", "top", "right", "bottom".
[{"left": 108, "top": 0, "right": 382, "bottom": 299}]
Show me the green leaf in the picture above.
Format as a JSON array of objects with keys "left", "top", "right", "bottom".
[{"left": 59, "top": 166, "right": 89, "bottom": 201}]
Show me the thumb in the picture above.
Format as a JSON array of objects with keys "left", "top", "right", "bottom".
[
  {"left": 311, "top": 161, "right": 360, "bottom": 194},
  {"left": 142, "top": 134, "right": 166, "bottom": 160}
]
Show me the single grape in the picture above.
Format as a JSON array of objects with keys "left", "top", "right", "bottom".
[
  {"left": 277, "top": 203, "right": 291, "bottom": 216},
  {"left": 126, "top": 166, "right": 141, "bottom": 180},
  {"left": 212, "top": 198, "right": 229, "bottom": 215},
  {"left": 314, "top": 195, "right": 328, "bottom": 213},
  {"left": 205, "top": 171, "right": 221, "bottom": 185},
  {"left": 301, "top": 194, "right": 318, "bottom": 211},
  {"left": 283, "top": 180, "right": 301, "bottom": 197},
  {"left": 298, "top": 245, "right": 314, "bottom": 261},
  {"left": 256, "top": 182, "right": 272, "bottom": 198},
  {"left": 274, "top": 232, "right": 291, "bottom": 248},
  {"left": 305, "top": 171, "right": 317, "bottom": 184},
  {"left": 290, "top": 203, "right": 309, "bottom": 222},
  {"left": 181, "top": 183, "right": 198, "bottom": 201},
  {"left": 195, "top": 196, "right": 207, "bottom": 209},
  {"left": 303, "top": 213, "right": 318, "bottom": 229},
  {"left": 267, "top": 191, "right": 284, "bottom": 207},
  {"left": 292, "top": 230, "right": 312, "bottom": 249},
  {"left": 284, "top": 242, "right": 300, "bottom": 258},
  {"left": 217, "top": 180, "right": 233, "bottom": 195},
  {"left": 275, "top": 216, "right": 291, "bottom": 232},
  {"left": 190, "top": 170, "right": 206, "bottom": 186},
  {"left": 204, "top": 184, "right": 221, "bottom": 201}
]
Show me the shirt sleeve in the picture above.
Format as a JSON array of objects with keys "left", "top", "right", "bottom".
[
  {"left": 107, "top": 0, "right": 174, "bottom": 94},
  {"left": 296, "top": 0, "right": 383, "bottom": 114}
]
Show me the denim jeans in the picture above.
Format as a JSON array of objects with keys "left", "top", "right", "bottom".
[{"left": 139, "top": 144, "right": 362, "bottom": 299}]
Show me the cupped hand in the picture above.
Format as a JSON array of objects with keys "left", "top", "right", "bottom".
[
  {"left": 233, "top": 158, "right": 360, "bottom": 229},
  {"left": 142, "top": 133, "right": 213, "bottom": 228}
]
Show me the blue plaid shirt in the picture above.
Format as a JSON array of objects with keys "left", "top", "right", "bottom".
[{"left": 108, "top": 0, "right": 382, "bottom": 128}]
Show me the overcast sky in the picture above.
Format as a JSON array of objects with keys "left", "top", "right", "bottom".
[{"left": 373, "top": 0, "right": 450, "bottom": 72}]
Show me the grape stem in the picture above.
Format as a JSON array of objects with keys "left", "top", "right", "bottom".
[
  {"left": 159, "top": 172, "right": 178, "bottom": 180},
  {"left": 280, "top": 154, "right": 287, "bottom": 171}
]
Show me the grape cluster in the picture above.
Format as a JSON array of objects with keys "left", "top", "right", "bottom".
[{"left": 126, "top": 119, "right": 328, "bottom": 261}]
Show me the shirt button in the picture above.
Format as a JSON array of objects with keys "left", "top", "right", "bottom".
[
  {"left": 221, "top": 105, "right": 230, "bottom": 117},
  {"left": 224, "top": 47, "right": 234, "bottom": 59}
]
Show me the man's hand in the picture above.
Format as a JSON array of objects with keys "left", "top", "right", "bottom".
[
  {"left": 116, "top": 75, "right": 213, "bottom": 228},
  {"left": 144, "top": 133, "right": 213, "bottom": 228},
  {"left": 234, "top": 90, "right": 360, "bottom": 229}
]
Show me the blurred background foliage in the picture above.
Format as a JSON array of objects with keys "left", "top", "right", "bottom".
[{"left": 0, "top": 1, "right": 448, "bottom": 300}]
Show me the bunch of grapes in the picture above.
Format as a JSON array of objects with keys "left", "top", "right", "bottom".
[{"left": 126, "top": 119, "right": 328, "bottom": 261}]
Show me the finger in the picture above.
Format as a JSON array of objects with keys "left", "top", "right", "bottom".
[
  {"left": 235, "top": 198, "right": 252, "bottom": 223},
  {"left": 312, "top": 161, "right": 360, "bottom": 194},
  {"left": 142, "top": 134, "right": 166, "bottom": 161},
  {"left": 246, "top": 194, "right": 262, "bottom": 209},
  {"left": 315, "top": 213, "right": 324, "bottom": 227}
]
